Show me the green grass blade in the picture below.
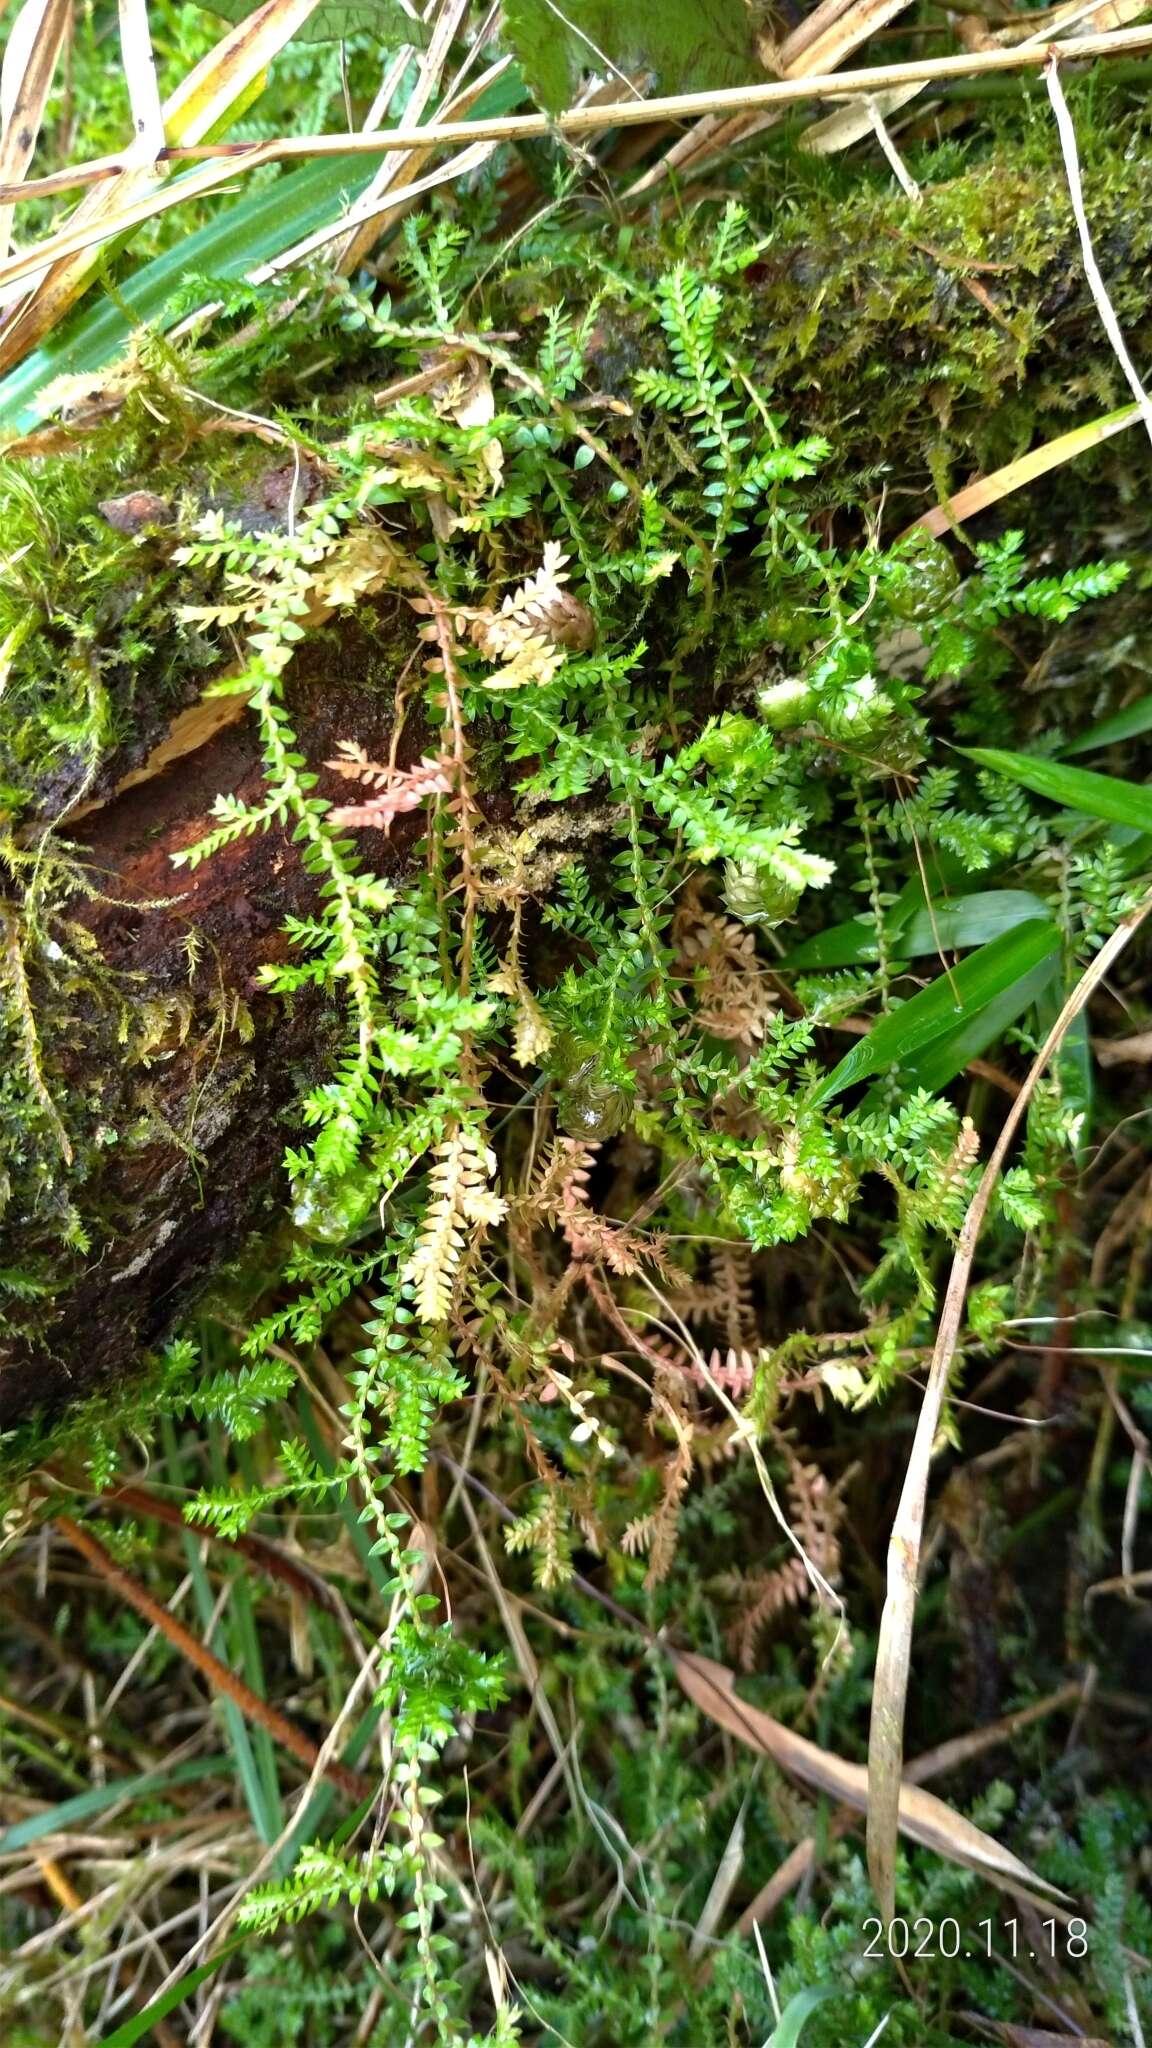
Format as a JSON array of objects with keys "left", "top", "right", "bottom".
[
  {"left": 226, "top": 1433, "right": 286, "bottom": 1842},
  {"left": 1062, "top": 692, "right": 1152, "bottom": 756},
  {"left": 961, "top": 746, "right": 1152, "bottom": 834},
  {"left": 875, "top": 953, "right": 1057, "bottom": 1099},
  {"left": 766, "top": 1985, "right": 838, "bottom": 2047},
  {"left": 811, "top": 919, "right": 1061, "bottom": 1105},
  {"left": 163, "top": 1413, "right": 281, "bottom": 1848},
  {"left": 296, "top": 1392, "right": 394, "bottom": 1605},
  {"left": 0, "top": 157, "right": 374, "bottom": 433},
  {"left": 0, "top": 1755, "right": 228, "bottom": 1853}
]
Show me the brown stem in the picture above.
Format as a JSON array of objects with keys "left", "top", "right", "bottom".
[
  {"left": 424, "top": 588, "right": 480, "bottom": 989},
  {"left": 100, "top": 1483, "right": 344, "bottom": 1617},
  {"left": 51, "top": 1514, "right": 372, "bottom": 1804}
]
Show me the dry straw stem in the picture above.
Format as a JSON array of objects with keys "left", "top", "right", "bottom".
[
  {"left": 1046, "top": 53, "right": 1152, "bottom": 448},
  {"left": 910, "top": 402, "right": 1142, "bottom": 540},
  {"left": 0, "top": 0, "right": 328, "bottom": 373},
  {"left": 866, "top": 888, "right": 1152, "bottom": 1924},
  {"left": 0, "top": 0, "right": 72, "bottom": 263},
  {"left": 5, "top": 20, "right": 1152, "bottom": 231}
]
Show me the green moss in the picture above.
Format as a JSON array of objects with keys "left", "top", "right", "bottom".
[{"left": 5, "top": 90, "right": 1152, "bottom": 1394}]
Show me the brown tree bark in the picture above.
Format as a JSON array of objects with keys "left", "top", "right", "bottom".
[{"left": 0, "top": 601, "right": 424, "bottom": 1428}]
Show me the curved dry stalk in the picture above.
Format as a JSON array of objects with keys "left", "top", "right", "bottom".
[{"left": 866, "top": 888, "right": 1152, "bottom": 1922}]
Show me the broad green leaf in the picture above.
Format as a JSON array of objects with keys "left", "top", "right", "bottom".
[
  {"left": 962, "top": 746, "right": 1152, "bottom": 835},
  {"left": 811, "top": 920, "right": 1061, "bottom": 1106},
  {"left": 99, "top": 1937, "right": 247, "bottom": 2045},
  {"left": 779, "top": 862, "right": 962, "bottom": 970},
  {"left": 784, "top": 889, "right": 1047, "bottom": 970},
  {"left": 194, "top": 0, "right": 426, "bottom": 44},
  {"left": 0, "top": 1754, "right": 228, "bottom": 1853},
  {"left": 503, "top": 0, "right": 756, "bottom": 115},
  {"left": 885, "top": 952, "right": 1057, "bottom": 1099},
  {"left": 1062, "top": 692, "right": 1152, "bottom": 756},
  {"left": 0, "top": 158, "right": 375, "bottom": 432}
]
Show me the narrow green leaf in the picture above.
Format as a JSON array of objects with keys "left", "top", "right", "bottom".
[
  {"left": 885, "top": 953, "right": 1057, "bottom": 1098},
  {"left": 961, "top": 746, "right": 1152, "bottom": 834},
  {"left": 99, "top": 1936, "right": 247, "bottom": 2046},
  {"left": 0, "top": 158, "right": 375, "bottom": 433},
  {"left": 811, "top": 920, "right": 1061, "bottom": 1105},
  {"left": 1062, "top": 692, "right": 1152, "bottom": 756},
  {"left": 784, "top": 889, "right": 1047, "bottom": 969},
  {"left": 766, "top": 1985, "right": 838, "bottom": 2048},
  {"left": 0, "top": 1755, "right": 228, "bottom": 1853}
]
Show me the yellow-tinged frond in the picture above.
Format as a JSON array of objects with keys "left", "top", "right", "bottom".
[{"left": 405, "top": 1125, "right": 507, "bottom": 1325}]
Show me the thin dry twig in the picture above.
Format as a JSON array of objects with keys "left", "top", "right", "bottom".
[
  {"left": 1045, "top": 54, "right": 1152, "bottom": 449},
  {"left": 866, "top": 890, "right": 1152, "bottom": 1921},
  {"left": 4, "top": 23, "right": 1152, "bottom": 222}
]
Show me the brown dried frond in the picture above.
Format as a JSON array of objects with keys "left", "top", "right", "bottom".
[
  {"left": 623, "top": 1365, "right": 695, "bottom": 1586},
  {"left": 721, "top": 1443, "right": 853, "bottom": 1669},
  {"left": 692, "top": 1346, "right": 758, "bottom": 1401},
  {"left": 724, "top": 1556, "right": 812, "bottom": 1669},
  {"left": 405, "top": 1125, "right": 506, "bottom": 1325},
  {"left": 673, "top": 882, "right": 776, "bottom": 1048},
  {"left": 528, "top": 1137, "right": 675, "bottom": 1277},
  {"left": 715, "top": 1243, "right": 759, "bottom": 1350},
  {"left": 326, "top": 742, "right": 454, "bottom": 831},
  {"left": 782, "top": 1446, "right": 849, "bottom": 1595},
  {"left": 670, "top": 1241, "right": 759, "bottom": 1352},
  {"left": 527, "top": 1136, "right": 598, "bottom": 1217},
  {"left": 488, "top": 913, "right": 554, "bottom": 1064},
  {"left": 940, "top": 1114, "right": 981, "bottom": 1188}
]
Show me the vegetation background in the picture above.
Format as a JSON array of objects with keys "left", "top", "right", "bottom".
[{"left": 0, "top": 0, "right": 1151, "bottom": 2041}]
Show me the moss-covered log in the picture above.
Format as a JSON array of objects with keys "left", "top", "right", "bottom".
[
  {"left": 0, "top": 610, "right": 424, "bottom": 1425},
  {"left": 4, "top": 117, "right": 1152, "bottom": 1429}
]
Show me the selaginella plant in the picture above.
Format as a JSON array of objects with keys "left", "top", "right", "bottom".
[
  {"left": 3, "top": 169, "right": 1148, "bottom": 2038},
  {"left": 34, "top": 190, "right": 1118, "bottom": 2013}
]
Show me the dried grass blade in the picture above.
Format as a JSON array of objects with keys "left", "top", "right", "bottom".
[
  {"left": 253, "top": 138, "right": 496, "bottom": 280},
  {"left": 162, "top": 0, "right": 324, "bottom": 141},
  {"left": 866, "top": 890, "right": 1152, "bottom": 1921},
  {"left": 333, "top": 30, "right": 507, "bottom": 277},
  {"left": 9, "top": 24, "right": 1152, "bottom": 216},
  {"left": 671, "top": 1649, "right": 1065, "bottom": 1898},
  {"left": 804, "top": 0, "right": 1150, "bottom": 160},
  {"left": 0, "top": 0, "right": 71, "bottom": 263},
  {"left": 0, "top": 0, "right": 325, "bottom": 375},
  {"left": 117, "top": 0, "right": 166, "bottom": 167},
  {"left": 1046, "top": 52, "right": 1152, "bottom": 447},
  {"left": 779, "top": 0, "right": 916, "bottom": 78},
  {"left": 909, "top": 403, "right": 1141, "bottom": 538},
  {"left": 636, "top": 0, "right": 916, "bottom": 192},
  {"left": 802, "top": 81, "right": 922, "bottom": 155}
]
